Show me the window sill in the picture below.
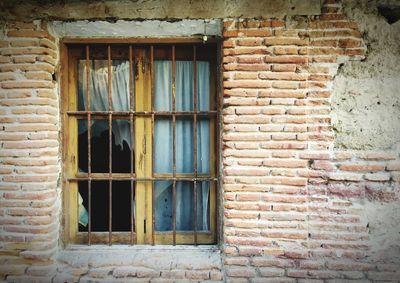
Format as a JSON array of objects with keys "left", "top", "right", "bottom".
[
  {"left": 58, "top": 245, "right": 222, "bottom": 270},
  {"left": 64, "top": 244, "right": 220, "bottom": 252}
]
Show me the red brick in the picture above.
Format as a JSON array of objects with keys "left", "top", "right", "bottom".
[
  {"left": 237, "top": 38, "right": 263, "bottom": 46},
  {"left": 265, "top": 38, "right": 308, "bottom": 46}
]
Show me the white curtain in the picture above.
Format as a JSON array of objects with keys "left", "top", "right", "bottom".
[
  {"left": 154, "top": 61, "right": 210, "bottom": 231},
  {"left": 78, "top": 60, "right": 132, "bottom": 149}
]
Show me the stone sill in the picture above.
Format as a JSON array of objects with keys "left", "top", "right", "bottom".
[
  {"left": 58, "top": 245, "right": 222, "bottom": 270},
  {"left": 65, "top": 244, "right": 220, "bottom": 252}
]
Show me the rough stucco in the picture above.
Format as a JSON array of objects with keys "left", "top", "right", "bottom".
[
  {"left": 362, "top": 200, "right": 400, "bottom": 264},
  {"left": 332, "top": 0, "right": 400, "bottom": 150},
  {"left": 0, "top": 0, "right": 321, "bottom": 21}
]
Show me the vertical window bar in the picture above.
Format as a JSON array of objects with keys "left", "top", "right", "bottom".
[
  {"left": 150, "top": 45, "right": 155, "bottom": 246},
  {"left": 172, "top": 45, "right": 176, "bottom": 245},
  {"left": 107, "top": 45, "right": 113, "bottom": 245},
  {"left": 193, "top": 45, "right": 198, "bottom": 245},
  {"left": 129, "top": 45, "right": 135, "bottom": 245},
  {"left": 85, "top": 45, "right": 92, "bottom": 245}
]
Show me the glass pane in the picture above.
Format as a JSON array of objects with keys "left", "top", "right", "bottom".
[
  {"left": 175, "top": 61, "right": 193, "bottom": 111},
  {"left": 154, "top": 181, "right": 210, "bottom": 232},
  {"left": 155, "top": 181, "right": 173, "bottom": 231},
  {"left": 196, "top": 181, "right": 210, "bottom": 231},
  {"left": 154, "top": 61, "right": 210, "bottom": 112},
  {"left": 78, "top": 60, "right": 132, "bottom": 111},
  {"left": 78, "top": 181, "right": 133, "bottom": 232},
  {"left": 176, "top": 118, "right": 194, "bottom": 173},
  {"left": 154, "top": 118, "right": 210, "bottom": 174},
  {"left": 196, "top": 61, "right": 210, "bottom": 111},
  {"left": 176, "top": 181, "right": 194, "bottom": 231},
  {"left": 154, "top": 118, "right": 172, "bottom": 174},
  {"left": 154, "top": 61, "right": 172, "bottom": 111},
  {"left": 197, "top": 119, "right": 210, "bottom": 175}
]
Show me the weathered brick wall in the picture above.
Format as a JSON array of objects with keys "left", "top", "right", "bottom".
[
  {"left": 0, "top": 21, "right": 60, "bottom": 282},
  {"left": 0, "top": 0, "right": 399, "bottom": 282},
  {"left": 222, "top": 0, "right": 400, "bottom": 282}
]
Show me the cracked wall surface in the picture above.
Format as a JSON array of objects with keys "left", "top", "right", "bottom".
[{"left": 332, "top": 0, "right": 400, "bottom": 150}]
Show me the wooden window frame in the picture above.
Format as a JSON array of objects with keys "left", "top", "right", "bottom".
[{"left": 60, "top": 38, "right": 219, "bottom": 245}]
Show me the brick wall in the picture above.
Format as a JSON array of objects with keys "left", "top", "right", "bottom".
[
  {"left": 0, "top": 0, "right": 399, "bottom": 282},
  {"left": 222, "top": 0, "right": 400, "bottom": 282},
  {"left": 0, "top": 21, "right": 60, "bottom": 282}
]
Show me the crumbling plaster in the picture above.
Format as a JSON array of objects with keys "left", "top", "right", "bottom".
[
  {"left": 0, "top": 0, "right": 320, "bottom": 21},
  {"left": 332, "top": 0, "right": 400, "bottom": 150}
]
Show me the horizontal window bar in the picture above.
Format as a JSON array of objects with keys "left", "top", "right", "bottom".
[
  {"left": 68, "top": 176, "right": 217, "bottom": 182},
  {"left": 67, "top": 111, "right": 217, "bottom": 116}
]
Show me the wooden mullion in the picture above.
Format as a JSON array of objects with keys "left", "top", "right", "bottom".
[
  {"left": 150, "top": 45, "right": 155, "bottom": 246},
  {"left": 107, "top": 45, "right": 113, "bottom": 245},
  {"left": 85, "top": 45, "right": 93, "bottom": 245}
]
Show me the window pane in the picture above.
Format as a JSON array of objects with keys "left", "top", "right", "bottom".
[
  {"left": 175, "top": 61, "right": 193, "bottom": 111},
  {"left": 78, "top": 119, "right": 133, "bottom": 174},
  {"left": 154, "top": 181, "right": 210, "bottom": 232},
  {"left": 154, "top": 119, "right": 172, "bottom": 174},
  {"left": 196, "top": 181, "right": 210, "bottom": 231},
  {"left": 154, "top": 61, "right": 210, "bottom": 112},
  {"left": 196, "top": 61, "right": 210, "bottom": 111},
  {"left": 78, "top": 60, "right": 132, "bottom": 111},
  {"left": 197, "top": 119, "right": 211, "bottom": 175},
  {"left": 78, "top": 181, "right": 133, "bottom": 232},
  {"left": 154, "top": 118, "right": 210, "bottom": 174},
  {"left": 176, "top": 118, "right": 194, "bottom": 173},
  {"left": 154, "top": 61, "right": 172, "bottom": 111},
  {"left": 154, "top": 181, "right": 173, "bottom": 231}
]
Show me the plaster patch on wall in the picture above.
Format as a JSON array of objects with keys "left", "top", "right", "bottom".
[
  {"left": 51, "top": 20, "right": 222, "bottom": 38},
  {"left": 0, "top": 0, "right": 321, "bottom": 21},
  {"left": 362, "top": 200, "right": 400, "bottom": 264},
  {"left": 332, "top": 0, "right": 400, "bottom": 150}
]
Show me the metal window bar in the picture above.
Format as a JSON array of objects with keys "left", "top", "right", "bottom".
[
  {"left": 171, "top": 45, "right": 177, "bottom": 245},
  {"left": 85, "top": 45, "right": 92, "bottom": 245},
  {"left": 107, "top": 45, "right": 113, "bottom": 245},
  {"left": 70, "top": 43, "right": 217, "bottom": 245},
  {"left": 129, "top": 45, "right": 135, "bottom": 245},
  {"left": 193, "top": 45, "right": 198, "bottom": 245}
]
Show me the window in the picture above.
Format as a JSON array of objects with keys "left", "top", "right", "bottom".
[{"left": 61, "top": 40, "right": 218, "bottom": 245}]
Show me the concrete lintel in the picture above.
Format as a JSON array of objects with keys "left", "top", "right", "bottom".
[
  {"left": 0, "top": 0, "right": 321, "bottom": 21},
  {"left": 51, "top": 19, "right": 222, "bottom": 38}
]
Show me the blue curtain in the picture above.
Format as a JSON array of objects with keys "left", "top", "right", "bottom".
[{"left": 154, "top": 61, "right": 210, "bottom": 231}]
